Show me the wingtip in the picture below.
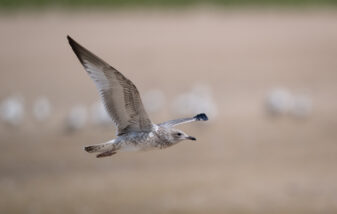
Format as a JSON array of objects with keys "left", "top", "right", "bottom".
[
  {"left": 66, "top": 35, "right": 86, "bottom": 64},
  {"left": 194, "top": 113, "right": 208, "bottom": 121},
  {"left": 67, "top": 35, "right": 75, "bottom": 45}
]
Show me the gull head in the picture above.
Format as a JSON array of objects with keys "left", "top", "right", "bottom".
[{"left": 169, "top": 128, "right": 196, "bottom": 143}]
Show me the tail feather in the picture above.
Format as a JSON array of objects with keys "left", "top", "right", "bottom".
[
  {"left": 84, "top": 140, "right": 116, "bottom": 153},
  {"left": 84, "top": 145, "right": 103, "bottom": 153}
]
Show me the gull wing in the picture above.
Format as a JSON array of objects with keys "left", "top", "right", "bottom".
[
  {"left": 67, "top": 36, "right": 152, "bottom": 135},
  {"left": 159, "top": 113, "right": 208, "bottom": 127}
]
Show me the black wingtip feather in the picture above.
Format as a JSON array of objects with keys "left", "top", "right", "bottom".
[
  {"left": 66, "top": 35, "right": 86, "bottom": 64},
  {"left": 67, "top": 35, "right": 76, "bottom": 47},
  {"left": 67, "top": 35, "right": 78, "bottom": 44},
  {"left": 67, "top": 35, "right": 109, "bottom": 69},
  {"left": 194, "top": 113, "right": 208, "bottom": 121}
]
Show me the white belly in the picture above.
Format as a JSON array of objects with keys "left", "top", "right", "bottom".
[
  {"left": 117, "top": 131, "right": 162, "bottom": 152},
  {"left": 119, "top": 140, "right": 159, "bottom": 152},
  {"left": 119, "top": 144, "right": 143, "bottom": 152}
]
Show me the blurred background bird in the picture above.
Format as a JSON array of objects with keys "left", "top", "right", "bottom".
[{"left": 0, "top": 94, "right": 24, "bottom": 126}]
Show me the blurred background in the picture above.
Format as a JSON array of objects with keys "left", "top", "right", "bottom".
[{"left": 1, "top": 0, "right": 337, "bottom": 213}]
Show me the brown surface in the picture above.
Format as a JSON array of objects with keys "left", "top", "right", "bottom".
[{"left": 0, "top": 8, "right": 337, "bottom": 214}]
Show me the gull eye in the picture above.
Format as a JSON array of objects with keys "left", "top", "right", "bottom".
[{"left": 177, "top": 133, "right": 182, "bottom": 136}]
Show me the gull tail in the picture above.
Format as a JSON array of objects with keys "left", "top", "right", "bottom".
[{"left": 84, "top": 140, "right": 118, "bottom": 158}]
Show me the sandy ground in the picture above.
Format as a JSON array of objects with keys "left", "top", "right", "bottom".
[{"left": 0, "top": 8, "right": 337, "bottom": 214}]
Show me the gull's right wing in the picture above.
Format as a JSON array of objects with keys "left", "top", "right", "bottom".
[
  {"left": 67, "top": 36, "right": 153, "bottom": 135},
  {"left": 159, "top": 113, "right": 208, "bottom": 127}
]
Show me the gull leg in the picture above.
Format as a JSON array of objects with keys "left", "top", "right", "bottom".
[{"left": 96, "top": 151, "right": 117, "bottom": 158}]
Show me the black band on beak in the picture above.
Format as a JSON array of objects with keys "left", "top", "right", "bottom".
[{"left": 187, "top": 136, "right": 196, "bottom": 141}]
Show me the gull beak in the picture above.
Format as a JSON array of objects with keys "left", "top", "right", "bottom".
[{"left": 187, "top": 136, "right": 196, "bottom": 141}]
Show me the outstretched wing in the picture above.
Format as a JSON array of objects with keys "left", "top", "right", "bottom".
[
  {"left": 67, "top": 36, "right": 152, "bottom": 135},
  {"left": 159, "top": 113, "right": 208, "bottom": 127}
]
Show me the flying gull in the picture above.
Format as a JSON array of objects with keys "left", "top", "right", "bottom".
[{"left": 67, "top": 36, "right": 208, "bottom": 158}]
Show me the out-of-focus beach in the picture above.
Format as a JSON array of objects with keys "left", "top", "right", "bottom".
[{"left": 0, "top": 8, "right": 337, "bottom": 214}]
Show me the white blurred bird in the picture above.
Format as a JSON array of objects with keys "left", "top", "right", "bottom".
[
  {"left": 265, "top": 88, "right": 293, "bottom": 116},
  {"left": 0, "top": 95, "right": 24, "bottom": 126},
  {"left": 266, "top": 88, "right": 312, "bottom": 119}
]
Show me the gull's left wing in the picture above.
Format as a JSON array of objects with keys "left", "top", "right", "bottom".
[
  {"left": 67, "top": 36, "right": 153, "bottom": 136},
  {"left": 159, "top": 113, "right": 208, "bottom": 127}
]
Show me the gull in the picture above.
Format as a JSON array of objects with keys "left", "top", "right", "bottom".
[
  {"left": 0, "top": 95, "right": 24, "bottom": 126},
  {"left": 67, "top": 36, "right": 208, "bottom": 158},
  {"left": 265, "top": 88, "right": 293, "bottom": 116},
  {"left": 265, "top": 88, "right": 312, "bottom": 119}
]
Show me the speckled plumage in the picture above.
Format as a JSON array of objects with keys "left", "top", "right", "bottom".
[{"left": 67, "top": 36, "right": 208, "bottom": 158}]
